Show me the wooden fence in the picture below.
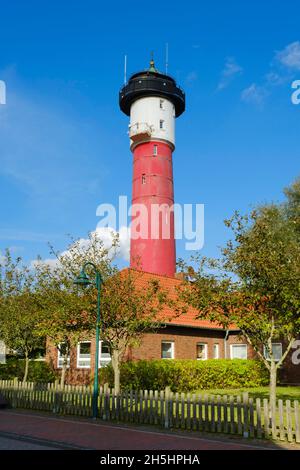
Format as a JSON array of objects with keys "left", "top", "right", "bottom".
[{"left": 0, "top": 379, "right": 299, "bottom": 443}]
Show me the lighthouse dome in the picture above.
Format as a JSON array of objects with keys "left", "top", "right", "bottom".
[{"left": 119, "top": 60, "right": 185, "bottom": 118}]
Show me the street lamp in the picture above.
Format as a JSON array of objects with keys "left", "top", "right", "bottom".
[{"left": 74, "top": 262, "right": 103, "bottom": 419}]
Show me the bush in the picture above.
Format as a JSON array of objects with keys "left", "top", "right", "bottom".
[
  {"left": 0, "top": 357, "right": 57, "bottom": 383},
  {"left": 101, "top": 359, "right": 268, "bottom": 392}
]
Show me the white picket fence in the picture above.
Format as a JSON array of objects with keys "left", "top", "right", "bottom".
[{"left": 0, "top": 379, "right": 299, "bottom": 443}]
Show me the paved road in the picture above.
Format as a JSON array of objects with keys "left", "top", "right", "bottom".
[
  {"left": 0, "top": 434, "right": 59, "bottom": 450},
  {"left": 0, "top": 409, "right": 281, "bottom": 451}
]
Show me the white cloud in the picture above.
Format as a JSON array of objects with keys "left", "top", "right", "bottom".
[
  {"left": 94, "top": 226, "right": 130, "bottom": 262},
  {"left": 265, "top": 71, "right": 288, "bottom": 86},
  {"left": 241, "top": 83, "right": 268, "bottom": 106},
  {"left": 240, "top": 42, "right": 300, "bottom": 106},
  {"left": 217, "top": 57, "right": 243, "bottom": 90},
  {"left": 276, "top": 41, "right": 300, "bottom": 70},
  {"left": 31, "top": 226, "right": 130, "bottom": 269},
  {"left": 31, "top": 257, "right": 59, "bottom": 270}
]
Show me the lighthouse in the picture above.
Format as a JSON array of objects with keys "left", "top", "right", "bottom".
[{"left": 119, "top": 58, "right": 185, "bottom": 277}]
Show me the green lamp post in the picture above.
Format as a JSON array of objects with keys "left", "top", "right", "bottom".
[{"left": 74, "top": 262, "right": 103, "bottom": 419}]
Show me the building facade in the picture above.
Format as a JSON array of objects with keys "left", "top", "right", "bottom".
[{"left": 46, "top": 270, "right": 300, "bottom": 385}]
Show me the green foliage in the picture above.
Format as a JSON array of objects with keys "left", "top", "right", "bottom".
[
  {"left": 178, "top": 177, "right": 300, "bottom": 409},
  {"left": 0, "top": 358, "right": 57, "bottom": 383},
  {"left": 0, "top": 251, "right": 45, "bottom": 358},
  {"left": 100, "top": 359, "right": 268, "bottom": 392}
]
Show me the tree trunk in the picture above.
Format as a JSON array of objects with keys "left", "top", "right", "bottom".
[
  {"left": 269, "top": 360, "right": 277, "bottom": 413},
  {"left": 60, "top": 354, "right": 68, "bottom": 388},
  {"left": 112, "top": 350, "right": 121, "bottom": 395},
  {"left": 22, "top": 351, "right": 29, "bottom": 383}
]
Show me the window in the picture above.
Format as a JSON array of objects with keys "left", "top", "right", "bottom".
[
  {"left": 161, "top": 341, "right": 174, "bottom": 359},
  {"left": 57, "top": 343, "right": 70, "bottom": 368},
  {"left": 196, "top": 343, "right": 207, "bottom": 360},
  {"left": 263, "top": 343, "right": 282, "bottom": 362},
  {"left": 99, "top": 341, "right": 111, "bottom": 368},
  {"left": 159, "top": 120, "right": 164, "bottom": 130},
  {"left": 230, "top": 344, "right": 247, "bottom": 359},
  {"left": 159, "top": 99, "right": 164, "bottom": 109},
  {"left": 142, "top": 174, "right": 146, "bottom": 184},
  {"left": 77, "top": 341, "right": 91, "bottom": 368},
  {"left": 153, "top": 144, "right": 158, "bottom": 156},
  {"left": 213, "top": 343, "right": 220, "bottom": 359}
]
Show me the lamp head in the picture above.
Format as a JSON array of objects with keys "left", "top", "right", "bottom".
[{"left": 74, "top": 270, "right": 91, "bottom": 287}]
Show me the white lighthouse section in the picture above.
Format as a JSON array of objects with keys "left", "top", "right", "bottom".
[{"left": 129, "top": 96, "right": 175, "bottom": 150}]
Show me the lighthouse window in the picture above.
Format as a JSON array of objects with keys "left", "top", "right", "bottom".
[
  {"left": 153, "top": 145, "right": 158, "bottom": 156},
  {"left": 159, "top": 99, "right": 164, "bottom": 109},
  {"left": 159, "top": 120, "right": 164, "bottom": 129},
  {"left": 141, "top": 174, "right": 146, "bottom": 184}
]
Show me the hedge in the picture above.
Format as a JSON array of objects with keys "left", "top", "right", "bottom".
[
  {"left": 0, "top": 358, "right": 57, "bottom": 383},
  {"left": 101, "top": 359, "right": 269, "bottom": 392}
]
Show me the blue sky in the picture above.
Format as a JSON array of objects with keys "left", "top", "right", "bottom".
[{"left": 0, "top": 0, "right": 299, "bottom": 267}]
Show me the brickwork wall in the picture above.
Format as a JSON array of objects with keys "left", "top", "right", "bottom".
[
  {"left": 129, "top": 327, "right": 252, "bottom": 361},
  {"left": 46, "top": 327, "right": 257, "bottom": 385},
  {"left": 46, "top": 328, "right": 300, "bottom": 385}
]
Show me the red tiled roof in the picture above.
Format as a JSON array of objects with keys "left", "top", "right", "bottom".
[{"left": 120, "top": 268, "right": 238, "bottom": 331}]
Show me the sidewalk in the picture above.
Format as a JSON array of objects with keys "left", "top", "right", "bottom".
[{"left": 0, "top": 409, "right": 297, "bottom": 450}]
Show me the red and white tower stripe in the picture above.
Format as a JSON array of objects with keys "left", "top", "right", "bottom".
[{"left": 119, "top": 59, "right": 185, "bottom": 277}]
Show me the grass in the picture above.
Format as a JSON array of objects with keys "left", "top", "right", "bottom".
[{"left": 193, "top": 386, "right": 300, "bottom": 401}]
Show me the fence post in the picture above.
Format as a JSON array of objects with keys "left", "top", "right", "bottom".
[
  {"left": 164, "top": 386, "right": 170, "bottom": 429},
  {"left": 242, "top": 392, "right": 249, "bottom": 438},
  {"left": 286, "top": 400, "right": 293, "bottom": 442},
  {"left": 52, "top": 391, "right": 62, "bottom": 414},
  {"left": 102, "top": 383, "right": 109, "bottom": 420},
  {"left": 294, "top": 400, "right": 300, "bottom": 444},
  {"left": 256, "top": 398, "right": 262, "bottom": 439},
  {"left": 277, "top": 399, "right": 284, "bottom": 441},
  {"left": 263, "top": 398, "right": 269, "bottom": 438}
]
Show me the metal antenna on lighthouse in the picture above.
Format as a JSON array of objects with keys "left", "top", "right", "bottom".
[
  {"left": 124, "top": 55, "right": 127, "bottom": 84},
  {"left": 165, "top": 43, "right": 169, "bottom": 74}
]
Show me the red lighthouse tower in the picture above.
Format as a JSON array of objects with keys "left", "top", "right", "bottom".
[{"left": 119, "top": 59, "right": 185, "bottom": 277}]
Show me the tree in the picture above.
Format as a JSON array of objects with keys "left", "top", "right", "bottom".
[
  {"left": 179, "top": 179, "right": 300, "bottom": 411},
  {"left": 35, "top": 234, "right": 170, "bottom": 392},
  {"left": 0, "top": 250, "right": 44, "bottom": 382},
  {"left": 34, "top": 232, "right": 116, "bottom": 387},
  {"left": 99, "top": 269, "right": 169, "bottom": 394},
  {"left": 284, "top": 177, "right": 300, "bottom": 235}
]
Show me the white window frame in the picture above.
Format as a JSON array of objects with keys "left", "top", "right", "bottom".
[
  {"left": 213, "top": 343, "right": 220, "bottom": 359},
  {"left": 159, "top": 99, "right": 164, "bottom": 109},
  {"left": 159, "top": 119, "right": 164, "bottom": 130},
  {"left": 196, "top": 343, "right": 208, "bottom": 360},
  {"left": 98, "top": 340, "right": 111, "bottom": 368},
  {"left": 153, "top": 144, "right": 158, "bottom": 156},
  {"left": 57, "top": 343, "right": 70, "bottom": 369},
  {"left": 263, "top": 343, "right": 283, "bottom": 362},
  {"left": 230, "top": 344, "right": 248, "bottom": 359},
  {"left": 77, "top": 341, "right": 91, "bottom": 369},
  {"left": 161, "top": 341, "right": 174, "bottom": 359}
]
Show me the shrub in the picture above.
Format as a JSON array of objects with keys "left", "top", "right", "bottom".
[
  {"left": 100, "top": 359, "right": 268, "bottom": 392},
  {"left": 0, "top": 357, "right": 57, "bottom": 383}
]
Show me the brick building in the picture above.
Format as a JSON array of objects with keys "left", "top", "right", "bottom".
[{"left": 45, "top": 270, "right": 300, "bottom": 385}]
